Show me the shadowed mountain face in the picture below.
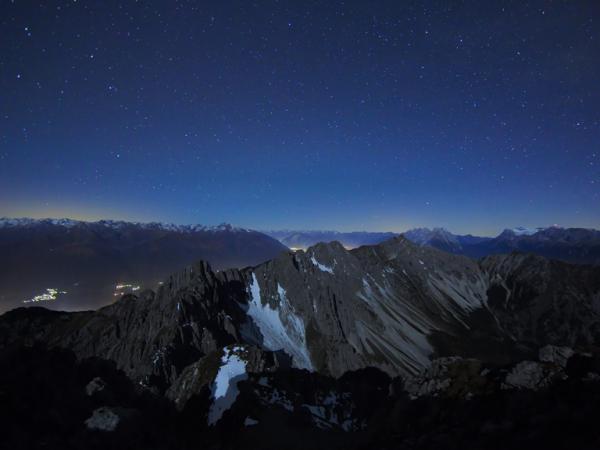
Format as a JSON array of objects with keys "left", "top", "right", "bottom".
[{"left": 0, "top": 218, "right": 288, "bottom": 313}]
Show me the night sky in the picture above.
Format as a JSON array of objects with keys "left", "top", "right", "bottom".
[{"left": 1, "top": 1, "right": 599, "bottom": 235}]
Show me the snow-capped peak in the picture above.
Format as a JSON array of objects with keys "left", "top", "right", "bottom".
[
  {"left": 508, "top": 226, "right": 548, "bottom": 236},
  {"left": 0, "top": 217, "right": 251, "bottom": 233}
]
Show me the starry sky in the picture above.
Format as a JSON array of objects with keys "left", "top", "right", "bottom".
[{"left": 1, "top": 0, "right": 599, "bottom": 235}]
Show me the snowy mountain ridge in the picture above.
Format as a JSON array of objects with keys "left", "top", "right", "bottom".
[{"left": 0, "top": 217, "right": 251, "bottom": 233}]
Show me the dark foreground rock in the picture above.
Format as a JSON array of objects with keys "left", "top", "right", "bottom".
[{"left": 2, "top": 345, "right": 600, "bottom": 450}]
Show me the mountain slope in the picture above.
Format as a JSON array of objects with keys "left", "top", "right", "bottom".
[
  {"left": 0, "top": 218, "right": 287, "bottom": 313},
  {"left": 2, "top": 236, "right": 599, "bottom": 393}
]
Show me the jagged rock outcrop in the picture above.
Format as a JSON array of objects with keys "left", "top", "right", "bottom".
[
  {"left": 539, "top": 345, "right": 575, "bottom": 368},
  {"left": 498, "top": 345, "right": 577, "bottom": 391},
  {"left": 166, "top": 344, "right": 286, "bottom": 411},
  {"left": 403, "top": 345, "right": 584, "bottom": 397},
  {"left": 502, "top": 360, "right": 565, "bottom": 390},
  {"left": 1, "top": 236, "right": 600, "bottom": 415},
  {"left": 404, "top": 357, "right": 490, "bottom": 399}
]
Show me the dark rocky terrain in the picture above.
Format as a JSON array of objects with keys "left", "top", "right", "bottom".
[
  {"left": 0, "top": 218, "right": 287, "bottom": 313},
  {"left": 2, "top": 344, "right": 600, "bottom": 450},
  {"left": 2, "top": 236, "right": 600, "bottom": 449}
]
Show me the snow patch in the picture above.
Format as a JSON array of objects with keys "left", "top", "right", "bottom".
[
  {"left": 511, "top": 226, "right": 544, "bottom": 236},
  {"left": 310, "top": 255, "right": 334, "bottom": 274},
  {"left": 245, "top": 274, "right": 313, "bottom": 370},
  {"left": 208, "top": 347, "right": 248, "bottom": 425}
]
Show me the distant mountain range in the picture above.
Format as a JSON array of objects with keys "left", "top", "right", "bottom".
[
  {"left": 0, "top": 218, "right": 600, "bottom": 312},
  {"left": 404, "top": 226, "right": 600, "bottom": 265},
  {"left": 0, "top": 218, "right": 287, "bottom": 313},
  {"left": 2, "top": 218, "right": 598, "bottom": 315},
  {"left": 267, "top": 226, "right": 600, "bottom": 265},
  {"left": 265, "top": 230, "right": 398, "bottom": 249}
]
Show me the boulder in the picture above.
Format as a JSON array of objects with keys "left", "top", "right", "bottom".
[
  {"left": 404, "top": 357, "right": 489, "bottom": 399},
  {"left": 85, "top": 376, "right": 106, "bottom": 396},
  {"left": 502, "top": 360, "right": 565, "bottom": 390},
  {"left": 538, "top": 345, "right": 574, "bottom": 368},
  {"left": 85, "top": 407, "right": 121, "bottom": 432}
]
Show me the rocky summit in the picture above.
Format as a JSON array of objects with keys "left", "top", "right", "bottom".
[{"left": 2, "top": 236, "right": 600, "bottom": 449}]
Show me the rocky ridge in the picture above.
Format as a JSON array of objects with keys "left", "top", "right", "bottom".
[{"left": 1, "top": 236, "right": 600, "bottom": 433}]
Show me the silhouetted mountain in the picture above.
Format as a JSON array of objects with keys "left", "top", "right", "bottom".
[{"left": 0, "top": 218, "right": 287, "bottom": 313}]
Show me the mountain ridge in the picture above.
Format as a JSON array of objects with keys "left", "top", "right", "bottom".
[
  {"left": 2, "top": 235, "right": 599, "bottom": 389},
  {"left": 0, "top": 217, "right": 252, "bottom": 233}
]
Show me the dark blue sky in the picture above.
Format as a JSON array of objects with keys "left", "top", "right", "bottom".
[{"left": 1, "top": 1, "right": 599, "bottom": 235}]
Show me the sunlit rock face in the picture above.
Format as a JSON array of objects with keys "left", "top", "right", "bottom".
[{"left": 1, "top": 235, "right": 600, "bottom": 416}]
